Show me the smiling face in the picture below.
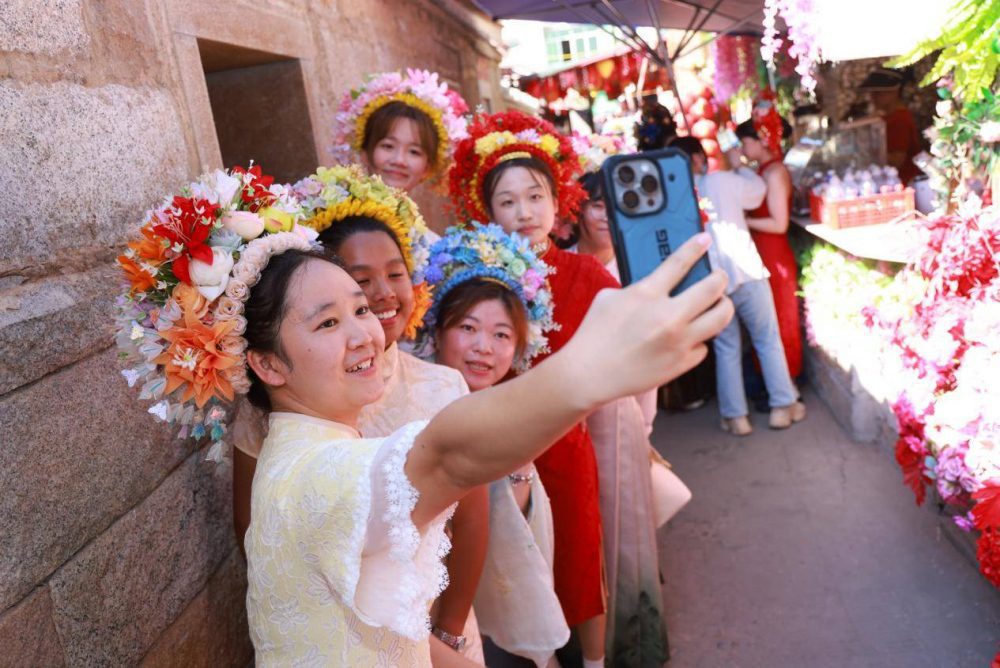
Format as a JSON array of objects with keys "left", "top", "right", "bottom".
[
  {"left": 364, "top": 117, "right": 432, "bottom": 192},
  {"left": 487, "top": 165, "right": 557, "bottom": 247},
  {"left": 336, "top": 229, "right": 415, "bottom": 346},
  {"left": 247, "top": 259, "right": 386, "bottom": 425},
  {"left": 437, "top": 297, "right": 519, "bottom": 392}
]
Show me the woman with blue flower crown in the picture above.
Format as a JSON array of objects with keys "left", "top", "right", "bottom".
[
  {"left": 115, "top": 159, "right": 733, "bottom": 667},
  {"left": 421, "top": 223, "right": 570, "bottom": 667},
  {"left": 449, "top": 110, "right": 622, "bottom": 668}
]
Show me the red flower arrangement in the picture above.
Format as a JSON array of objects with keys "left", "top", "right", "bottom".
[
  {"left": 232, "top": 164, "right": 277, "bottom": 212},
  {"left": 150, "top": 196, "right": 221, "bottom": 285},
  {"left": 449, "top": 110, "right": 585, "bottom": 225},
  {"left": 867, "top": 201, "right": 1000, "bottom": 588}
]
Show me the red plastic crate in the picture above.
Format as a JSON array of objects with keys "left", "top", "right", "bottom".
[{"left": 809, "top": 188, "right": 915, "bottom": 229}]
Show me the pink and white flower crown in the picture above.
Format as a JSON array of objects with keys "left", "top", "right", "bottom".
[{"left": 331, "top": 69, "right": 469, "bottom": 184}]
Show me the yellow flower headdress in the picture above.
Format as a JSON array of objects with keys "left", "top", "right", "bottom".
[{"left": 296, "top": 165, "right": 434, "bottom": 338}]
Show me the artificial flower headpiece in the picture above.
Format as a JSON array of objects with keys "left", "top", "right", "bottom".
[
  {"left": 331, "top": 69, "right": 470, "bottom": 186},
  {"left": 115, "top": 164, "right": 319, "bottom": 461},
  {"left": 449, "top": 110, "right": 587, "bottom": 225},
  {"left": 751, "top": 89, "right": 785, "bottom": 157},
  {"left": 419, "top": 223, "right": 557, "bottom": 371},
  {"left": 572, "top": 133, "right": 627, "bottom": 175},
  {"left": 296, "top": 164, "right": 433, "bottom": 338}
]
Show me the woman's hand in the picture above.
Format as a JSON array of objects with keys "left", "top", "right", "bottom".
[
  {"left": 409, "top": 234, "right": 731, "bottom": 525},
  {"left": 557, "top": 233, "right": 731, "bottom": 411}
]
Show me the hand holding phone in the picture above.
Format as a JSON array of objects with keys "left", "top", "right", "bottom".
[{"left": 601, "top": 148, "right": 712, "bottom": 293}]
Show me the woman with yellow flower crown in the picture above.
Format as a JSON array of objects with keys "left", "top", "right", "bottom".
[
  {"left": 449, "top": 111, "right": 620, "bottom": 668},
  {"left": 231, "top": 165, "right": 489, "bottom": 666},
  {"left": 331, "top": 69, "right": 470, "bottom": 223},
  {"left": 115, "top": 158, "right": 733, "bottom": 666}
]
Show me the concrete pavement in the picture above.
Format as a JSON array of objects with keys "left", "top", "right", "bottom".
[{"left": 654, "top": 390, "right": 1000, "bottom": 668}]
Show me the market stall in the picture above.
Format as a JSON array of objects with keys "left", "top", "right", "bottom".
[{"left": 779, "top": 0, "right": 1000, "bottom": 592}]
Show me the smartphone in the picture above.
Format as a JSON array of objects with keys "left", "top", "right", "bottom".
[{"left": 601, "top": 148, "right": 711, "bottom": 292}]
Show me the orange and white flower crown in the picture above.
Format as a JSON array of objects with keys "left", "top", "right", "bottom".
[
  {"left": 331, "top": 69, "right": 469, "bottom": 186},
  {"left": 449, "top": 111, "right": 586, "bottom": 225},
  {"left": 295, "top": 165, "right": 434, "bottom": 339},
  {"left": 114, "top": 164, "right": 319, "bottom": 461}
]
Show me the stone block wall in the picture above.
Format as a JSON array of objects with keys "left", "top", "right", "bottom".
[{"left": 0, "top": 0, "right": 503, "bottom": 663}]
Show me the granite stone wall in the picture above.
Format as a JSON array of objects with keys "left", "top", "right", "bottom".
[{"left": 0, "top": 1, "right": 502, "bottom": 664}]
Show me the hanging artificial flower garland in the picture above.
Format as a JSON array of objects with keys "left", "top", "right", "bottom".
[{"left": 761, "top": 0, "right": 822, "bottom": 93}]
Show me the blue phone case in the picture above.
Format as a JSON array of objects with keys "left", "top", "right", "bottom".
[{"left": 601, "top": 148, "right": 711, "bottom": 293}]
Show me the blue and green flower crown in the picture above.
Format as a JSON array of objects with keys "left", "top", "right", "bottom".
[{"left": 421, "top": 223, "right": 557, "bottom": 370}]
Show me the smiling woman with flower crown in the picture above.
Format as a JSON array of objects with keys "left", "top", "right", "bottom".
[
  {"left": 232, "top": 164, "right": 490, "bottom": 665},
  {"left": 117, "top": 160, "right": 733, "bottom": 664},
  {"left": 332, "top": 69, "right": 469, "bottom": 196}
]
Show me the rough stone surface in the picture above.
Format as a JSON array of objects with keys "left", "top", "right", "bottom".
[
  {"left": 0, "top": 81, "right": 187, "bottom": 277},
  {"left": 0, "top": 264, "right": 118, "bottom": 394},
  {"left": 0, "top": 587, "right": 65, "bottom": 667},
  {"left": 0, "top": 0, "right": 89, "bottom": 56},
  {"left": 48, "top": 448, "right": 235, "bottom": 666},
  {"left": 140, "top": 550, "right": 253, "bottom": 667},
  {"left": 0, "top": 349, "right": 192, "bottom": 611}
]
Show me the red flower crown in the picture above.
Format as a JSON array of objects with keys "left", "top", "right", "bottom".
[
  {"left": 752, "top": 90, "right": 784, "bottom": 157},
  {"left": 448, "top": 111, "right": 586, "bottom": 224}
]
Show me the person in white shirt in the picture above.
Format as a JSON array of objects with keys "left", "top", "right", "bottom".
[{"left": 671, "top": 136, "right": 805, "bottom": 435}]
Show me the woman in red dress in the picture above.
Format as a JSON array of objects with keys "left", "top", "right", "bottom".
[
  {"left": 449, "top": 111, "right": 617, "bottom": 667},
  {"left": 735, "top": 110, "right": 804, "bottom": 385}
]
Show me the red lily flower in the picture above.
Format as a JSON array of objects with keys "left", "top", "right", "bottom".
[{"left": 151, "top": 196, "right": 220, "bottom": 284}]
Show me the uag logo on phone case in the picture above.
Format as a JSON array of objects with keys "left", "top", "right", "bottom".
[{"left": 656, "top": 229, "right": 671, "bottom": 260}]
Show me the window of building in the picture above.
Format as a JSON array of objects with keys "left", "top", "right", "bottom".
[{"left": 197, "top": 38, "right": 318, "bottom": 184}]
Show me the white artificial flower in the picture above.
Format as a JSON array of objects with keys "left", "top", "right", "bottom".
[{"left": 189, "top": 248, "right": 235, "bottom": 301}]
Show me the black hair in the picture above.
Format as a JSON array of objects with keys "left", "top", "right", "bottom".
[
  {"left": 316, "top": 215, "right": 405, "bottom": 258},
  {"left": 578, "top": 171, "right": 605, "bottom": 201},
  {"left": 483, "top": 156, "right": 557, "bottom": 218},
  {"left": 243, "top": 248, "right": 345, "bottom": 410},
  {"left": 735, "top": 119, "right": 759, "bottom": 141},
  {"left": 669, "top": 135, "right": 707, "bottom": 159},
  {"left": 735, "top": 117, "right": 794, "bottom": 142}
]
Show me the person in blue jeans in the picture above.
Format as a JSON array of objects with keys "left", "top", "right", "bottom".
[{"left": 671, "top": 136, "right": 806, "bottom": 435}]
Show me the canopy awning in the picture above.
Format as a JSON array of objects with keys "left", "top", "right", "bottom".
[
  {"left": 472, "top": 1, "right": 765, "bottom": 37},
  {"left": 517, "top": 47, "right": 672, "bottom": 102}
]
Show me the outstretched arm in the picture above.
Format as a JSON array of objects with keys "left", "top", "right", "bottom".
[{"left": 407, "top": 234, "right": 732, "bottom": 525}]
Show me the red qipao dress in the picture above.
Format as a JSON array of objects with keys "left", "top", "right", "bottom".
[
  {"left": 749, "top": 158, "right": 803, "bottom": 378},
  {"left": 531, "top": 244, "right": 620, "bottom": 627}
]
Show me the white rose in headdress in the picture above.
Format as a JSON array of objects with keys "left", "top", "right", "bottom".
[
  {"left": 220, "top": 210, "right": 265, "bottom": 240},
  {"left": 189, "top": 248, "right": 235, "bottom": 301}
]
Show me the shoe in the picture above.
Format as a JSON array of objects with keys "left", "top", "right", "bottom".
[
  {"left": 721, "top": 416, "right": 753, "bottom": 436},
  {"left": 769, "top": 401, "right": 807, "bottom": 429},
  {"left": 682, "top": 398, "right": 706, "bottom": 411}
]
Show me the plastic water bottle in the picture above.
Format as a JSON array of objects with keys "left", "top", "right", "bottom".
[
  {"left": 858, "top": 170, "right": 876, "bottom": 196},
  {"left": 884, "top": 166, "right": 902, "bottom": 192},
  {"left": 825, "top": 176, "right": 844, "bottom": 201},
  {"left": 842, "top": 174, "right": 859, "bottom": 199}
]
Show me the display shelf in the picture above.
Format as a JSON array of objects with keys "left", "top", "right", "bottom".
[{"left": 790, "top": 213, "right": 924, "bottom": 264}]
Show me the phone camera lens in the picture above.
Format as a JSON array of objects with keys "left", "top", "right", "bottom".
[
  {"left": 640, "top": 174, "right": 658, "bottom": 193},
  {"left": 618, "top": 165, "right": 636, "bottom": 184},
  {"left": 622, "top": 190, "right": 640, "bottom": 209}
]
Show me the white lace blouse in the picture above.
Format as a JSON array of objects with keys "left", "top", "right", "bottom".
[{"left": 247, "top": 413, "right": 455, "bottom": 666}]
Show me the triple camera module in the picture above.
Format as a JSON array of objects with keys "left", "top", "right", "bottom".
[{"left": 612, "top": 159, "right": 666, "bottom": 215}]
